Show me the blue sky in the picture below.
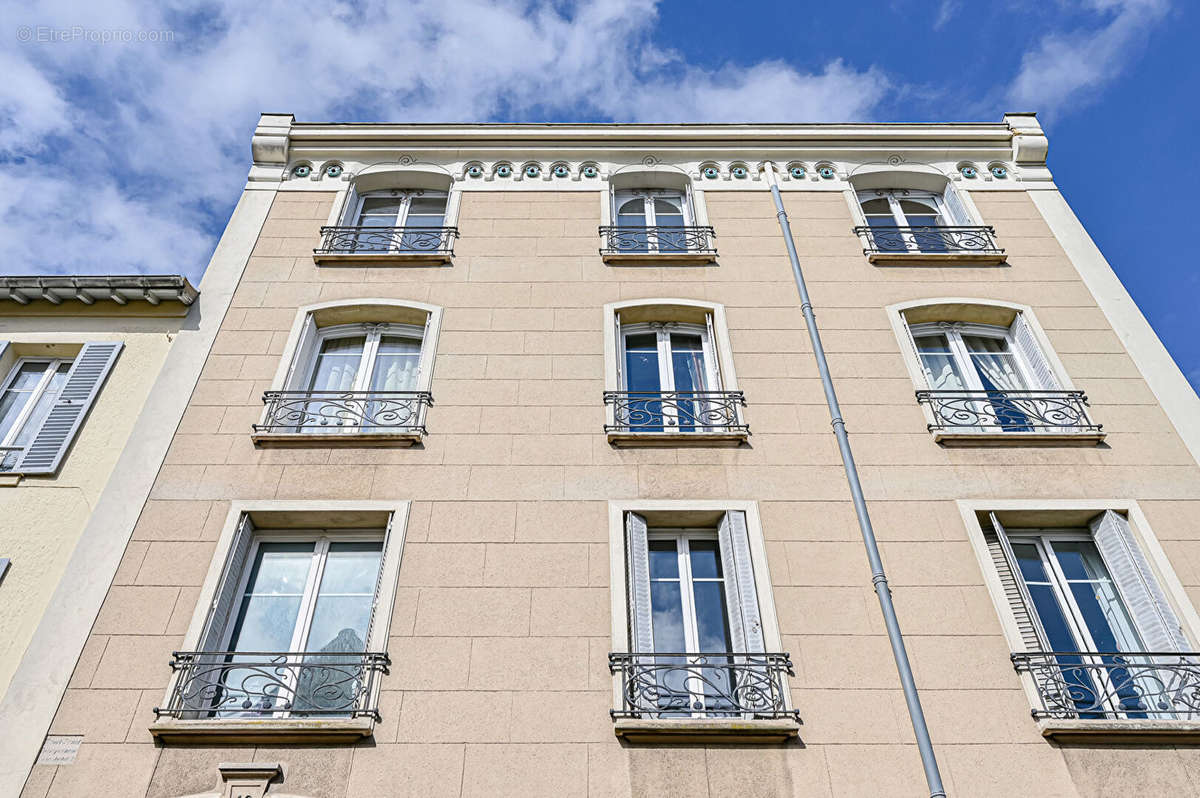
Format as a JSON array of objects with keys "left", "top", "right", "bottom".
[{"left": 1, "top": 0, "right": 1196, "bottom": 389}]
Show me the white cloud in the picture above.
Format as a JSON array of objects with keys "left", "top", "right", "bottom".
[
  {"left": 933, "top": 0, "right": 961, "bottom": 30},
  {"left": 1006, "top": 0, "right": 1170, "bottom": 115},
  {"left": 0, "top": 0, "right": 892, "bottom": 282}
]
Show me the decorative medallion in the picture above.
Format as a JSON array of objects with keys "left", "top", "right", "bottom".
[
  {"left": 495, "top": 164, "right": 513, "bottom": 178},
  {"left": 291, "top": 164, "right": 311, "bottom": 178},
  {"left": 702, "top": 166, "right": 719, "bottom": 179},
  {"left": 324, "top": 164, "right": 343, "bottom": 178},
  {"left": 789, "top": 165, "right": 806, "bottom": 179},
  {"left": 553, "top": 164, "right": 570, "bottom": 178}
]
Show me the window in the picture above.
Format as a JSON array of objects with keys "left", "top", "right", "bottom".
[
  {"left": 255, "top": 301, "right": 440, "bottom": 442},
  {"left": 612, "top": 508, "right": 796, "bottom": 725},
  {"left": 988, "top": 510, "right": 1195, "bottom": 721},
  {"left": 217, "top": 534, "right": 383, "bottom": 716},
  {"left": 347, "top": 190, "right": 448, "bottom": 252},
  {"left": 899, "top": 307, "right": 1100, "bottom": 438},
  {"left": 854, "top": 185, "right": 1002, "bottom": 258},
  {"left": 604, "top": 300, "right": 746, "bottom": 443},
  {"left": 0, "top": 341, "right": 122, "bottom": 474},
  {"left": 615, "top": 189, "right": 688, "bottom": 253},
  {"left": 153, "top": 501, "right": 407, "bottom": 731},
  {"left": 619, "top": 322, "right": 720, "bottom": 433}
]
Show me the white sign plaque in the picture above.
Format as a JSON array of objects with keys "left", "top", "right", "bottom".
[{"left": 35, "top": 736, "right": 82, "bottom": 766}]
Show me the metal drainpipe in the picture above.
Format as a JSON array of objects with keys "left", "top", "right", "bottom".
[{"left": 760, "top": 162, "right": 947, "bottom": 798}]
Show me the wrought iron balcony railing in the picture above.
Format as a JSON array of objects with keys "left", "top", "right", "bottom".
[
  {"left": 1012, "top": 651, "right": 1200, "bottom": 720},
  {"left": 609, "top": 652, "right": 798, "bottom": 720},
  {"left": 315, "top": 226, "right": 458, "bottom": 256},
  {"left": 604, "top": 390, "right": 748, "bottom": 435},
  {"left": 853, "top": 224, "right": 1003, "bottom": 256},
  {"left": 599, "top": 225, "right": 716, "bottom": 257},
  {"left": 155, "top": 650, "right": 390, "bottom": 720},
  {"left": 916, "top": 389, "right": 1101, "bottom": 434},
  {"left": 254, "top": 390, "right": 432, "bottom": 435}
]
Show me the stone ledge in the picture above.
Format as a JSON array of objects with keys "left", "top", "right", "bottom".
[
  {"left": 1038, "top": 718, "right": 1200, "bottom": 743},
  {"left": 149, "top": 717, "right": 374, "bottom": 744},
  {"left": 313, "top": 252, "right": 453, "bottom": 266},
  {"left": 933, "top": 431, "right": 1105, "bottom": 447},
  {"left": 606, "top": 431, "right": 749, "bottom": 448},
  {"left": 613, "top": 717, "right": 799, "bottom": 744},
  {"left": 601, "top": 252, "right": 718, "bottom": 265},
  {"left": 251, "top": 431, "right": 424, "bottom": 448},
  {"left": 868, "top": 251, "right": 1007, "bottom": 265}
]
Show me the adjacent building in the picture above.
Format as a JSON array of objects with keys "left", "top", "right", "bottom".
[{"left": 9, "top": 113, "right": 1200, "bottom": 797}]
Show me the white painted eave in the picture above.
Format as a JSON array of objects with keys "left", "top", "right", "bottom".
[{"left": 0, "top": 275, "right": 199, "bottom": 309}]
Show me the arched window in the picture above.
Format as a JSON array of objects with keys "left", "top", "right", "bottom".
[
  {"left": 614, "top": 189, "right": 689, "bottom": 253},
  {"left": 254, "top": 300, "right": 440, "bottom": 443},
  {"left": 891, "top": 300, "right": 1102, "bottom": 440},
  {"left": 343, "top": 189, "right": 449, "bottom": 253},
  {"left": 858, "top": 189, "right": 954, "bottom": 253},
  {"left": 604, "top": 299, "right": 746, "bottom": 443}
]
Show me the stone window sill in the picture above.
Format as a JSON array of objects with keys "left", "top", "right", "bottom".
[
  {"left": 613, "top": 717, "right": 799, "bottom": 744},
  {"left": 149, "top": 716, "right": 375, "bottom": 744},
  {"left": 601, "top": 252, "right": 717, "bottom": 265},
  {"left": 1037, "top": 718, "right": 1200, "bottom": 743},
  {"left": 606, "top": 431, "right": 749, "bottom": 448},
  {"left": 933, "top": 430, "right": 1105, "bottom": 447},
  {"left": 251, "top": 431, "right": 424, "bottom": 448},
  {"left": 868, "top": 251, "right": 1007, "bottom": 266},
  {"left": 313, "top": 252, "right": 453, "bottom": 266}
]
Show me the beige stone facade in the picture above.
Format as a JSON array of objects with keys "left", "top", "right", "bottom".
[{"left": 16, "top": 117, "right": 1200, "bottom": 797}]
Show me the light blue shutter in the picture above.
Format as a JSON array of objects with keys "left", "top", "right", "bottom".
[
  {"left": 625, "top": 511, "right": 653, "bottom": 652},
  {"left": 17, "top": 341, "right": 122, "bottom": 474},
  {"left": 199, "top": 513, "right": 255, "bottom": 653},
  {"left": 1010, "top": 313, "right": 1060, "bottom": 389},
  {"left": 1090, "top": 510, "right": 1189, "bottom": 652},
  {"left": 941, "top": 183, "right": 973, "bottom": 225},
  {"left": 988, "top": 513, "right": 1046, "bottom": 652},
  {"left": 717, "top": 510, "right": 764, "bottom": 653}
]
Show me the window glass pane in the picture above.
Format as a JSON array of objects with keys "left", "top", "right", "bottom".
[
  {"left": 0, "top": 362, "right": 52, "bottom": 442},
  {"left": 648, "top": 539, "right": 679, "bottom": 580},
  {"left": 617, "top": 199, "right": 645, "bottom": 216},
  {"left": 228, "top": 542, "right": 315, "bottom": 652},
  {"left": 369, "top": 335, "right": 421, "bottom": 391},
  {"left": 650, "top": 581, "right": 686, "bottom": 651},
  {"left": 624, "top": 334, "right": 661, "bottom": 393},
  {"left": 914, "top": 334, "right": 966, "bottom": 390},
  {"left": 670, "top": 333, "right": 708, "bottom": 395},
  {"left": 692, "top": 581, "right": 731, "bottom": 652},
  {"left": 1012, "top": 542, "right": 1051, "bottom": 584},
  {"left": 860, "top": 198, "right": 891, "bottom": 215},
  {"left": 1052, "top": 540, "right": 1143, "bottom": 652},
  {"left": 962, "top": 335, "right": 1028, "bottom": 390},
  {"left": 899, "top": 199, "right": 938, "bottom": 216},
  {"left": 688, "top": 539, "right": 722, "bottom": 579},
  {"left": 303, "top": 541, "right": 382, "bottom": 652},
  {"left": 1028, "top": 582, "right": 1084, "bottom": 651},
  {"left": 653, "top": 197, "right": 683, "bottom": 215},
  {"left": 358, "top": 197, "right": 403, "bottom": 222},
  {"left": 407, "top": 195, "right": 446, "bottom": 216},
  {"left": 308, "top": 336, "right": 365, "bottom": 392},
  {"left": 10, "top": 362, "right": 71, "bottom": 449}
]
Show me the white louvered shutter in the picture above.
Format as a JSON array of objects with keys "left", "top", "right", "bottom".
[
  {"left": 900, "top": 315, "right": 931, "bottom": 388},
  {"left": 282, "top": 315, "right": 320, "bottom": 391},
  {"left": 199, "top": 513, "right": 255, "bottom": 654},
  {"left": 941, "top": 183, "right": 973, "bottom": 225},
  {"left": 613, "top": 312, "right": 623, "bottom": 388},
  {"left": 625, "top": 511, "right": 654, "bottom": 653},
  {"left": 717, "top": 511, "right": 765, "bottom": 653},
  {"left": 1090, "top": 510, "right": 1189, "bottom": 652},
  {"left": 17, "top": 342, "right": 122, "bottom": 475},
  {"left": 1010, "top": 313, "right": 1060, "bottom": 390},
  {"left": 0, "top": 341, "right": 8, "bottom": 360},
  {"left": 363, "top": 514, "right": 394, "bottom": 648},
  {"left": 987, "top": 513, "right": 1046, "bottom": 652}
]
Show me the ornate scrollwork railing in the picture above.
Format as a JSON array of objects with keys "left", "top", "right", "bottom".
[
  {"left": 254, "top": 390, "right": 432, "bottom": 435},
  {"left": 599, "top": 225, "right": 716, "bottom": 256},
  {"left": 315, "top": 226, "right": 458, "bottom": 256},
  {"left": 609, "top": 652, "right": 798, "bottom": 719},
  {"left": 156, "top": 651, "right": 390, "bottom": 720},
  {"left": 1012, "top": 651, "right": 1200, "bottom": 720},
  {"left": 853, "top": 225, "right": 1002, "bottom": 255},
  {"left": 604, "top": 390, "right": 748, "bottom": 434},
  {"left": 916, "top": 390, "right": 1100, "bottom": 434}
]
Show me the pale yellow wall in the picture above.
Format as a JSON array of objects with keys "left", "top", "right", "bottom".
[
  {"left": 24, "top": 187, "right": 1200, "bottom": 798},
  {"left": 0, "top": 323, "right": 174, "bottom": 699}
]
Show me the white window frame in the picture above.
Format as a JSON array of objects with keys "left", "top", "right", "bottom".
[
  {"left": 646, "top": 527, "right": 727, "bottom": 654},
  {"left": 346, "top": 189, "right": 449, "bottom": 229},
  {"left": 907, "top": 320, "right": 1038, "bottom": 393},
  {"left": 157, "top": 500, "right": 410, "bottom": 735},
  {"left": 300, "top": 322, "right": 428, "bottom": 393},
  {"left": 618, "top": 321, "right": 722, "bottom": 390},
  {"left": 607, "top": 500, "right": 787, "bottom": 719},
  {"left": 612, "top": 188, "right": 693, "bottom": 255},
  {"left": 857, "top": 188, "right": 948, "bottom": 227},
  {"left": 0, "top": 357, "right": 71, "bottom": 451},
  {"left": 956, "top": 498, "right": 1200, "bottom": 731}
]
